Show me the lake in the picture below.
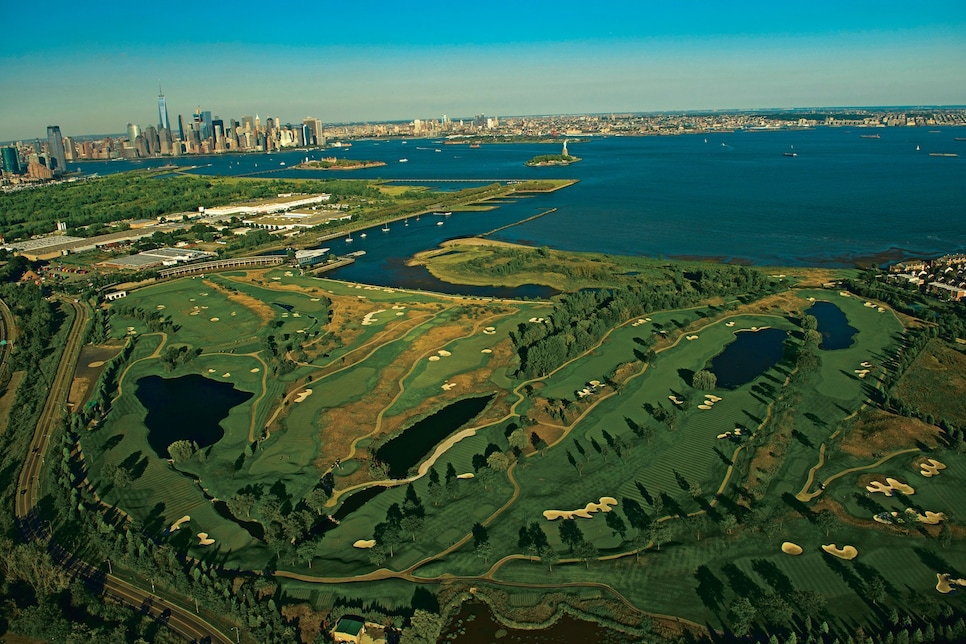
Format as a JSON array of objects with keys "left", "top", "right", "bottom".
[{"left": 807, "top": 300, "right": 857, "bottom": 350}]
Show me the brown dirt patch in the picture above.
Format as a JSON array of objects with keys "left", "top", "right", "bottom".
[
  {"left": 837, "top": 410, "right": 942, "bottom": 459},
  {"left": 282, "top": 603, "right": 325, "bottom": 644},
  {"left": 894, "top": 339, "right": 966, "bottom": 428},
  {"left": 69, "top": 343, "right": 127, "bottom": 410},
  {"left": 203, "top": 278, "right": 276, "bottom": 325}
]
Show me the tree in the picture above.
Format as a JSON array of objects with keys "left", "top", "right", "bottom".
[
  {"left": 475, "top": 540, "right": 493, "bottom": 565},
  {"left": 816, "top": 509, "right": 836, "bottom": 537},
  {"left": 866, "top": 575, "right": 887, "bottom": 606},
  {"left": 939, "top": 521, "right": 952, "bottom": 549},
  {"left": 539, "top": 546, "right": 559, "bottom": 573},
  {"left": 692, "top": 370, "right": 717, "bottom": 390},
  {"left": 400, "top": 514, "right": 424, "bottom": 542},
  {"left": 508, "top": 427, "right": 529, "bottom": 452},
  {"left": 402, "top": 609, "right": 443, "bottom": 644},
  {"left": 729, "top": 596, "right": 757, "bottom": 637},
  {"left": 167, "top": 439, "right": 198, "bottom": 463},
  {"left": 650, "top": 520, "right": 671, "bottom": 551},
  {"left": 367, "top": 544, "right": 387, "bottom": 567},
  {"left": 574, "top": 540, "right": 598, "bottom": 569},
  {"left": 297, "top": 542, "right": 316, "bottom": 568},
  {"left": 304, "top": 488, "right": 329, "bottom": 516},
  {"left": 486, "top": 451, "right": 510, "bottom": 472}
]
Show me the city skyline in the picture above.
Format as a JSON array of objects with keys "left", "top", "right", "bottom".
[{"left": 1, "top": 1, "right": 965, "bottom": 142}]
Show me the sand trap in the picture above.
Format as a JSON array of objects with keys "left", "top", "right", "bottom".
[
  {"left": 807, "top": 297, "right": 816, "bottom": 301},
  {"left": 208, "top": 368, "right": 215, "bottom": 373},
  {"left": 725, "top": 321, "right": 735, "bottom": 327},
  {"left": 457, "top": 473, "right": 475, "bottom": 479},
  {"left": 668, "top": 395, "right": 683, "bottom": 405},
  {"left": 481, "top": 349, "right": 492, "bottom": 354},
  {"left": 197, "top": 532, "right": 215, "bottom": 546},
  {"left": 396, "top": 312, "right": 404, "bottom": 316},
  {"left": 705, "top": 394, "right": 722, "bottom": 402},
  {"left": 686, "top": 335, "right": 699, "bottom": 340},
  {"left": 822, "top": 544, "right": 858, "bottom": 560},
  {"left": 441, "top": 383, "right": 455, "bottom": 391},
  {"left": 937, "top": 573, "right": 955, "bottom": 594},
  {"left": 392, "top": 305, "right": 406, "bottom": 310},
  {"left": 781, "top": 542, "right": 803, "bottom": 555},
  {"left": 156, "top": 304, "right": 166, "bottom": 309},
  {"left": 87, "top": 360, "right": 105, "bottom": 368},
  {"left": 914, "top": 510, "right": 947, "bottom": 525},
  {"left": 222, "top": 372, "right": 231, "bottom": 378},
  {"left": 866, "top": 477, "right": 915, "bottom": 496},
  {"left": 428, "top": 355, "right": 441, "bottom": 361},
  {"left": 361, "top": 309, "right": 386, "bottom": 326},
  {"left": 483, "top": 326, "right": 496, "bottom": 335},
  {"left": 271, "top": 276, "right": 282, "bottom": 280},
  {"left": 528, "top": 317, "right": 546, "bottom": 323},
  {"left": 920, "top": 458, "right": 946, "bottom": 477},
  {"left": 353, "top": 539, "right": 376, "bottom": 549},
  {"left": 210, "top": 317, "right": 220, "bottom": 322},
  {"left": 250, "top": 368, "right": 260, "bottom": 373},
  {"left": 698, "top": 404, "right": 713, "bottom": 410},
  {"left": 170, "top": 515, "right": 190, "bottom": 531},
  {"left": 437, "top": 350, "right": 451, "bottom": 357},
  {"left": 284, "top": 271, "right": 293, "bottom": 277},
  {"left": 543, "top": 496, "right": 618, "bottom": 521},
  {"left": 190, "top": 311, "right": 199, "bottom": 316},
  {"left": 717, "top": 432, "right": 732, "bottom": 439},
  {"left": 861, "top": 361, "right": 872, "bottom": 368},
  {"left": 839, "top": 291, "right": 850, "bottom": 297},
  {"left": 878, "top": 307, "right": 886, "bottom": 312},
  {"left": 294, "top": 390, "right": 313, "bottom": 403},
  {"left": 864, "top": 301, "right": 876, "bottom": 308},
  {"left": 311, "top": 298, "right": 321, "bottom": 302},
  {"left": 282, "top": 313, "right": 289, "bottom": 318}
]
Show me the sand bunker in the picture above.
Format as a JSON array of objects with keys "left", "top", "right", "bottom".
[
  {"left": 208, "top": 369, "right": 215, "bottom": 373},
  {"left": 528, "top": 317, "right": 546, "bottom": 323},
  {"left": 361, "top": 309, "right": 386, "bottom": 326},
  {"left": 221, "top": 372, "right": 231, "bottom": 378},
  {"left": 481, "top": 349, "right": 492, "bottom": 354},
  {"left": 686, "top": 335, "right": 699, "bottom": 341},
  {"left": 250, "top": 368, "right": 260, "bottom": 373},
  {"left": 668, "top": 395, "right": 683, "bottom": 405},
  {"left": 210, "top": 317, "right": 220, "bottom": 322},
  {"left": 854, "top": 369, "right": 870, "bottom": 378},
  {"left": 197, "top": 532, "right": 215, "bottom": 546},
  {"left": 353, "top": 539, "right": 376, "bottom": 549},
  {"left": 698, "top": 404, "right": 713, "bottom": 410},
  {"left": 866, "top": 477, "right": 915, "bottom": 496},
  {"left": 457, "top": 473, "right": 475, "bottom": 479},
  {"left": 87, "top": 361, "right": 105, "bottom": 368},
  {"left": 294, "top": 390, "right": 313, "bottom": 403},
  {"left": 441, "top": 383, "right": 456, "bottom": 391},
  {"left": 725, "top": 321, "right": 735, "bottom": 327},
  {"left": 839, "top": 291, "right": 850, "bottom": 297},
  {"left": 437, "top": 350, "right": 451, "bottom": 357},
  {"left": 392, "top": 305, "right": 406, "bottom": 310},
  {"left": 937, "top": 574, "right": 966, "bottom": 594},
  {"left": 910, "top": 510, "right": 946, "bottom": 525},
  {"left": 920, "top": 458, "right": 947, "bottom": 478},
  {"left": 169, "top": 515, "right": 190, "bottom": 531},
  {"left": 311, "top": 298, "right": 321, "bottom": 302},
  {"left": 428, "top": 355, "right": 440, "bottom": 361},
  {"left": 190, "top": 311, "right": 199, "bottom": 316},
  {"left": 543, "top": 497, "right": 618, "bottom": 521},
  {"left": 156, "top": 304, "right": 166, "bottom": 309},
  {"left": 483, "top": 326, "right": 496, "bottom": 335},
  {"left": 822, "top": 544, "right": 858, "bottom": 560},
  {"left": 781, "top": 542, "right": 803, "bottom": 555}
]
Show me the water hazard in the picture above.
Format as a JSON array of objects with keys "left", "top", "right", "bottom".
[
  {"left": 710, "top": 327, "right": 788, "bottom": 389},
  {"left": 375, "top": 395, "right": 494, "bottom": 479},
  {"left": 807, "top": 301, "right": 857, "bottom": 350},
  {"left": 135, "top": 374, "right": 253, "bottom": 459}
]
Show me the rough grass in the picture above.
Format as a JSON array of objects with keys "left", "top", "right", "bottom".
[{"left": 895, "top": 338, "right": 966, "bottom": 427}]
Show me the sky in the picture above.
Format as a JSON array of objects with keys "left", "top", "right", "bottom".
[{"left": 1, "top": 1, "right": 965, "bottom": 141}]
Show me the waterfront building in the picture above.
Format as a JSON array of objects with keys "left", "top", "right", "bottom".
[
  {"left": 46, "top": 126, "right": 67, "bottom": 173},
  {"left": 303, "top": 117, "right": 324, "bottom": 146},
  {"left": 158, "top": 87, "right": 170, "bottom": 131},
  {"left": 127, "top": 123, "right": 141, "bottom": 145}
]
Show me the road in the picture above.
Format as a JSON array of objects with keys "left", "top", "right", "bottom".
[{"left": 12, "top": 298, "right": 232, "bottom": 644}]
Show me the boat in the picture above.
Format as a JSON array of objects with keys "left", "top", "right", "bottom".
[
  {"left": 399, "top": 158, "right": 408, "bottom": 163},
  {"left": 360, "top": 233, "right": 366, "bottom": 238},
  {"left": 435, "top": 149, "right": 441, "bottom": 152},
  {"left": 916, "top": 145, "right": 920, "bottom": 151},
  {"left": 345, "top": 235, "right": 353, "bottom": 242},
  {"left": 469, "top": 143, "right": 480, "bottom": 148},
  {"left": 860, "top": 134, "right": 880, "bottom": 139},
  {"left": 436, "top": 221, "right": 444, "bottom": 226},
  {"left": 404, "top": 218, "right": 409, "bottom": 226},
  {"left": 955, "top": 138, "right": 966, "bottom": 142},
  {"left": 704, "top": 138, "right": 707, "bottom": 143},
  {"left": 783, "top": 152, "right": 797, "bottom": 157},
  {"left": 382, "top": 223, "right": 390, "bottom": 232},
  {"left": 929, "top": 153, "right": 959, "bottom": 157},
  {"left": 279, "top": 161, "right": 285, "bottom": 166}
]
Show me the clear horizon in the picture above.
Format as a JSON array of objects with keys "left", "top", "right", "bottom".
[{"left": 1, "top": 1, "right": 964, "bottom": 142}]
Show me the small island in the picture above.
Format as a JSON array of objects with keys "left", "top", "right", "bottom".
[
  {"left": 297, "top": 157, "right": 386, "bottom": 171},
  {"left": 525, "top": 153, "right": 581, "bottom": 167}
]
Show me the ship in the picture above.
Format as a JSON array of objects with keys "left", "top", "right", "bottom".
[
  {"left": 382, "top": 223, "right": 390, "bottom": 232},
  {"left": 469, "top": 143, "right": 480, "bottom": 148},
  {"left": 360, "top": 233, "right": 366, "bottom": 238},
  {"left": 783, "top": 152, "right": 798, "bottom": 157},
  {"left": 929, "top": 153, "right": 959, "bottom": 157},
  {"left": 399, "top": 158, "right": 408, "bottom": 163},
  {"left": 860, "top": 134, "right": 880, "bottom": 139}
]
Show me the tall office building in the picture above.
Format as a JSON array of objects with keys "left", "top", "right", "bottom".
[
  {"left": 127, "top": 123, "right": 141, "bottom": 144},
  {"left": 158, "top": 87, "right": 170, "bottom": 131},
  {"left": 46, "top": 126, "right": 67, "bottom": 173},
  {"left": 1, "top": 147, "right": 21, "bottom": 175},
  {"left": 302, "top": 117, "right": 324, "bottom": 146},
  {"left": 177, "top": 114, "right": 185, "bottom": 141}
]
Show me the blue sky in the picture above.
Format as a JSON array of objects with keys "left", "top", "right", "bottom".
[{"left": 1, "top": 1, "right": 964, "bottom": 141}]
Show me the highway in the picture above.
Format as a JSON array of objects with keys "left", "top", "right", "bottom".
[{"left": 12, "top": 297, "right": 232, "bottom": 644}]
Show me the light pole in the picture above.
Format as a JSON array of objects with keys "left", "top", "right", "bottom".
[
  {"left": 232, "top": 626, "right": 240, "bottom": 643},
  {"left": 106, "top": 558, "right": 112, "bottom": 574}
]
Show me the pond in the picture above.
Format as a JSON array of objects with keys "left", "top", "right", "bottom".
[
  {"left": 807, "top": 300, "right": 857, "bottom": 350},
  {"left": 135, "top": 374, "right": 253, "bottom": 459},
  {"left": 375, "top": 395, "right": 494, "bottom": 479},
  {"left": 332, "top": 485, "right": 389, "bottom": 522},
  {"left": 710, "top": 327, "right": 788, "bottom": 389}
]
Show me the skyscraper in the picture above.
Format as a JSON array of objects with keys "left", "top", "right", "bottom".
[
  {"left": 1, "top": 147, "right": 21, "bottom": 175},
  {"left": 46, "top": 126, "right": 67, "bottom": 173},
  {"left": 158, "top": 86, "right": 170, "bottom": 132},
  {"left": 127, "top": 123, "right": 141, "bottom": 144}
]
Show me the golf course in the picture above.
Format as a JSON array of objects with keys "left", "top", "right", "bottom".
[{"left": 76, "top": 256, "right": 966, "bottom": 641}]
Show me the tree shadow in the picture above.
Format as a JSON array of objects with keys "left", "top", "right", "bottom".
[
  {"left": 751, "top": 558, "right": 796, "bottom": 598},
  {"left": 743, "top": 410, "right": 763, "bottom": 425},
  {"left": 677, "top": 368, "right": 695, "bottom": 386},
  {"left": 852, "top": 492, "right": 887, "bottom": 515},
  {"left": 695, "top": 565, "right": 726, "bottom": 612},
  {"left": 635, "top": 481, "right": 654, "bottom": 506},
  {"left": 804, "top": 412, "right": 827, "bottom": 428},
  {"left": 712, "top": 446, "right": 734, "bottom": 466},
  {"left": 914, "top": 546, "right": 962, "bottom": 577},
  {"left": 103, "top": 434, "right": 124, "bottom": 451},
  {"left": 781, "top": 492, "right": 815, "bottom": 523},
  {"left": 721, "top": 562, "right": 764, "bottom": 599},
  {"left": 659, "top": 491, "right": 687, "bottom": 518},
  {"left": 792, "top": 429, "right": 815, "bottom": 449}
]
